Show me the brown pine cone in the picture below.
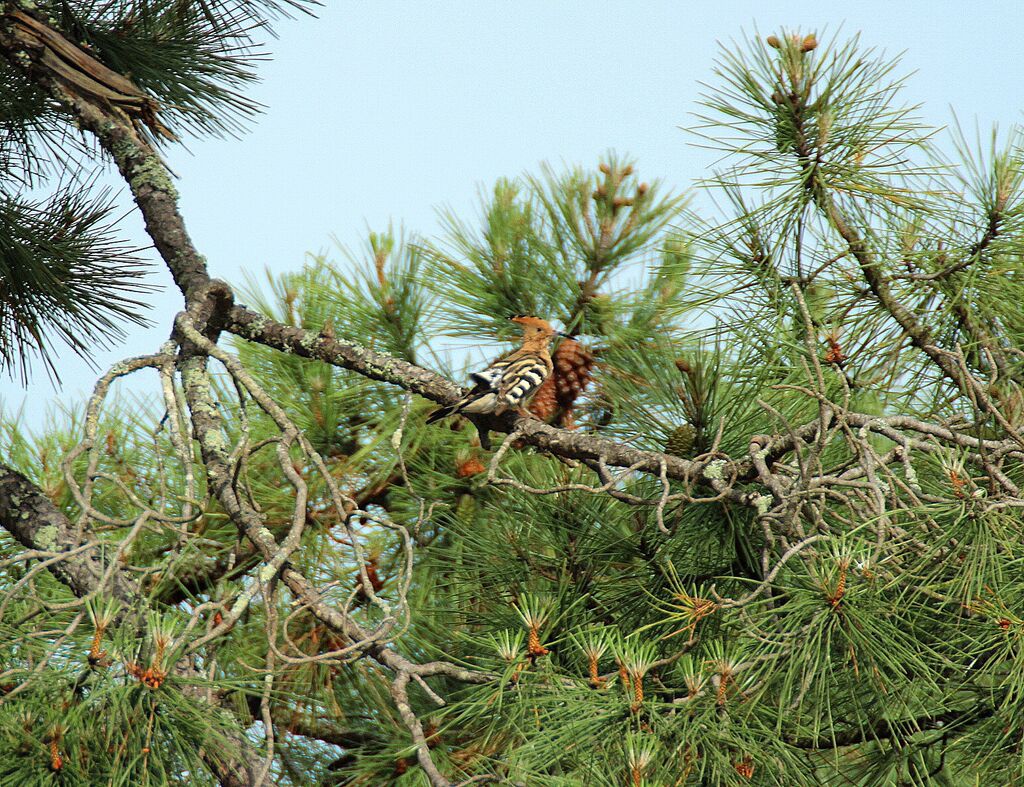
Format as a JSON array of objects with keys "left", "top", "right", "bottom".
[
  {"left": 529, "top": 338, "right": 594, "bottom": 426},
  {"left": 552, "top": 339, "right": 594, "bottom": 408},
  {"left": 528, "top": 375, "right": 559, "bottom": 421}
]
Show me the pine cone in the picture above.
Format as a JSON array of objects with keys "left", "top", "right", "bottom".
[
  {"left": 665, "top": 424, "right": 696, "bottom": 457},
  {"left": 530, "top": 338, "right": 595, "bottom": 426},
  {"left": 553, "top": 339, "right": 594, "bottom": 406},
  {"left": 528, "top": 376, "right": 559, "bottom": 421}
]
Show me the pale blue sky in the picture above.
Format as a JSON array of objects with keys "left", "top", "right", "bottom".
[{"left": 5, "top": 1, "right": 1024, "bottom": 429}]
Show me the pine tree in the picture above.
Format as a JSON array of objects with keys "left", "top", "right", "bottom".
[{"left": 2, "top": 12, "right": 1024, "bottom": 786}]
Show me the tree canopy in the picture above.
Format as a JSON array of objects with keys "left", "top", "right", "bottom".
[{"left": 2, "top": 7, "right": 1024, "bottom": 786}]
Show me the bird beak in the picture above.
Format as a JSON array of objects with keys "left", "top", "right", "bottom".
[{"left": 556, "top": 331, "right": 572, "bottom": 339}]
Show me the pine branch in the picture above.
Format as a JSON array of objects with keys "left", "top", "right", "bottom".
[
  {"left": 905, "top": 209, "right": 1002, "bottom": 282},
  {"left": 55, "top": 0, "right": 263, "bottom": 138},
  {"left": 784, "top": 702, "right": 995, "bottom": 749},
  {"left": 242, "top": 692, "right": 378, "bottom": 749},
  {"left": 173, "top": 304, "right": 493, "bottom": 783},
  {"left": 0, "top": 184, "right": 154, "bottom": 379},
  {"left": 0, "top": 462, "right": 266, "bottom": 787},
  {"left": 0, "top": 5, "right": 210, "bottom": 298},
  {"left": 773, "top": 54, "right": 1024, "bottom": 414},
  {"left": 3, "top": 8, "right": 175, "bottom": 140},
  {"left": 0, "top": 59, "right": 94, "bottom": 184},
  {"left": 225, "top": 303, "right": 739, "bottom": 484},
  {"left": 0, "top": 462, "right": 139, "bottom": 602},
  {"left": 1, "top": 21, "right": 738, "bottom": 491},
  {"left": 7, "top": 19, "right": 1024, "bottom": 782},
  {"left": 152, "top": 542, "right": 260, "bottom": 604},
  {"left": 809, "top": 175, "right": 969, "bottom": 388}
]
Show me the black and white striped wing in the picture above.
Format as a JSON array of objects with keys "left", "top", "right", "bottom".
[
  {"left": 427, "top": 357, "right": 527, "bottom": 423},
  {"left": 496, "top": 354, "right": 551, "bottom": 410},
  {"left": 469, "top": 359, "right": 510, "bottom": 389}
]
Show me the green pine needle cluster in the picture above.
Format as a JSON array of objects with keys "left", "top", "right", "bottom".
[{"left": 0, "top": 185, "right": 154, "bottom": 379}]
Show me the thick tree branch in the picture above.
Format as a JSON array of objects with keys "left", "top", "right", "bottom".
[
  {"left": 226, "top": 302, "right": 747, "bottom": 485},
  {"left": 177, "top": 307, "right": 493, "bottom": 785},
  {"left": 0, "top": 7, "right": 755, "bottom": 494},
  {"left": 0, "top": 463, "right": 140, "bottom": 602},
  {"left": 0, "top": 3, "right": 210, "bottom": 299}
]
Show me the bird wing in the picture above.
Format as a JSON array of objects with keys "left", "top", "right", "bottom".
[
  {"left": 431, "top": 350, "right": 547, "bottom": 423},
  {"left": 469, "top": 360, "right": 509, "bottom": 389},
  {"left": 496, "top": 353, "right": 551, "bottom": 407}
]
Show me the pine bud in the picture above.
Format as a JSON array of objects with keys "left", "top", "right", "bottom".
[
  {"left": 663, "top": 236, "right": 690, "bottom": 276},
  {"left": 309, "top": 373, "right": 326, "bottom": 394},
  {"left": 735, "top": 757, "right": 755, "bottom": 779},
  {"left": 589, "top": 293, "right": 615, "bottom": 333},
  {"left": 455, "top": 450, "right": 486, "bottom": 477},
  {"left": 527, "top": 626, "right": 549, "bottom": 658},
  {"left": 599, "top": 162, "right": 611, "bottom": 175},
  {"left": 665, "top": 424, "right": 696, "bottom": 457},
  {"left": 630, "top": 672, "right": 644, "bottom": 712},
  {"left": 766, "top": 35, "right": 781, "bottom": 49},
  {"left": 823, "top": 334, "right": 846, "bottom": 365},
  {"left": 805, "top": 282, "right": 834, "bottom": 323},
  {"left": 816, "top": 116, "right": 833, "bottom": 153},
  {"left": 423, "top": 721, "right": 441, "bottom": 749},
  {"left": 48, "top": 739, "right": 63, "bottom": 772},
  {"left": 801, "top": 34, "right": 818, "bottom": 52}
]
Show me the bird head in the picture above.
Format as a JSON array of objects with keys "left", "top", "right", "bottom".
[{"left": 509, "top": 315, "right": 569, "bottom": 340}]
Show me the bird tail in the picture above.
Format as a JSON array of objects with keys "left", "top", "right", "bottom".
[{"left": 425, "top": 404, "right": 457, "bottom": 424}]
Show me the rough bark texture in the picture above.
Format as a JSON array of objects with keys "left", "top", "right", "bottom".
[{"left": 0, "top": 463, "right": 139, "bottom": 602}]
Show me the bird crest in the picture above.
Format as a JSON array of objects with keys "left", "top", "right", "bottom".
[{"left": 509, "top": 314, "right": 555, "bottom": 332}]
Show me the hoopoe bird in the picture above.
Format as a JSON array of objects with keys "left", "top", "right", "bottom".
[{"left": 427, "top": 315, "right": 564, "bottom": 424}]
